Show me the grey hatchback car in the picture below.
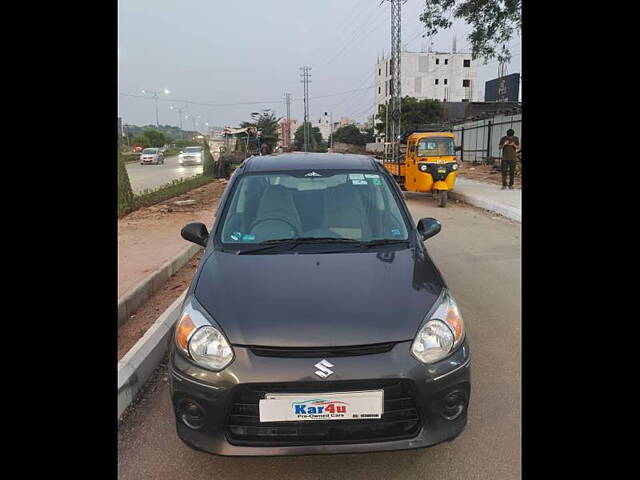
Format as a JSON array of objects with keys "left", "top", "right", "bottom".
[{"left": 169, "top": 153, "right": 470, "bottom": 456}]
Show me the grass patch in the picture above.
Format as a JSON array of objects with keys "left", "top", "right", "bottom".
[{"left": 118, "top": 174, "right": 215, "bottom": 217}]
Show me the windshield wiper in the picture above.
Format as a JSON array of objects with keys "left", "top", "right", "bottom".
[
  {"left": 236, "top": 237, "right": 361, "bottom": 255},
  {"left": 360, "top": 239, "right": 409, "bottom": 248}
]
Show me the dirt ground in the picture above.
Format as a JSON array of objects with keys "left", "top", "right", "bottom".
[
  {"left": 457, "top": 161, "right": 522, "bottom": 188},
  {"left": 117, "top": 179, "right": 228, "bottom": 298},
  {"left": 118, "top": 250, "right": 203, "bottom": 360}
]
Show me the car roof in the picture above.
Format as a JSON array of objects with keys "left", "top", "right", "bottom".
[{"left": 242, "top": 152, "right": 380, "bottom": 173}]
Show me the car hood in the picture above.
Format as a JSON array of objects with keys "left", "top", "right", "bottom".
[{"left": 193, "top": 247, "right": 445, "bottom": 347}]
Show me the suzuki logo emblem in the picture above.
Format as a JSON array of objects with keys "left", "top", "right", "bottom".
[{"left": 314, "top": 359, "right": 334, "bottom": 378}]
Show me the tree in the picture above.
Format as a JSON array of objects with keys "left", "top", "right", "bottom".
[
  {"left": 419, "top": 0, "right": 521, "bottom": 64},
  {"left": 331, "top": 124, "right": 369, "bottom": 146},
  {"left": 141, "top": 128, "right": 168, "bottom": 147},
  {"left": 131, "top": 135, "right": 150, "bottom": 148},
  {"left": 375, "top": 97, "right": 443, "bottom": 137},
  {"left": 241, "top": 109, "right": 281, "bottom": 150},
  {"left": 293, "top": 123, "right": 326, "bottom": 152}
]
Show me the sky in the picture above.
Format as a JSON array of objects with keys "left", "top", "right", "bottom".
[{"left": 118, "top": 0, "right": 521, "bottom": 129}]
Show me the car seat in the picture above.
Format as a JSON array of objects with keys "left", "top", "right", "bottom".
[
  {"left": 249, "top": 185, "right": 303, "bottom": 240},
  {"left": 322, "top": 183, "right": 370, "bottom": 240}
]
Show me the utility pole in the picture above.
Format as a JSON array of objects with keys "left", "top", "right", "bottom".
[
  {"left": 284, "top": 93, "right": 292, "bottom": 148},
  {"left": 498, "top": 61, "right": 508, "bottom": 102},
  {"left": 300, "top": 66, "right": 311, "bottom": 152},
  {"left": 330, "top": 112, "right": 333, "bottom": 151},
  {"left": 384, "top": 0, "right": 404, "bottom": 171}
]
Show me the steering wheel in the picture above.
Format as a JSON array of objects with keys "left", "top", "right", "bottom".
[{"left": 249, "top": 217, "right": 300, "bottom": 237}]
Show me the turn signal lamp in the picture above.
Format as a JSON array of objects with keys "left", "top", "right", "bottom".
[{"left": 176, "top": 313, "right": 196, "bottom": 352}]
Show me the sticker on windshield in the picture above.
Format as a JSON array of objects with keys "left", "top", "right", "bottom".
[
  {"left": 371, "top": 178, "right": 382, "bottom": 186},
  {"left": 230, "top": 232, "right": 242, "bottom": 241},
  {"left": 241, "top": 234, "right": 256, "bottom": 242},
  {"left": 391, "top": 228, "right": 402, "bottom": 237},
  {"left": 352, "top": 179, "right": 368, "bottom": 185},
  {"left": 364, "top": 174, "right": 380, "bottom": 179},
  {"left": 348, "top": 173, "right": 365, "bottom": 180}
]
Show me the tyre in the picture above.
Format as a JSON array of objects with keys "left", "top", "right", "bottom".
[{"left": 438, "top": 190, "right": 447, "bottom": 208}]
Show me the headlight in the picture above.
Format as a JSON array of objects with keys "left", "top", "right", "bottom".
[
  {"left": 452, "top": 164, "right": 458, "bottom": 170},
  {"left": 175, "top": 299, "right": 234, "bottom": 371},
  {"left": 420, "top": 164, "right": 428, "bottom": 172},
  {"left": 411, "top": 290, "right": 465, "bottom": 364}
]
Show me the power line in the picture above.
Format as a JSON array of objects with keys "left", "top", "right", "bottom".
[
  {"left": 119, "top": 92, "right": 284, "bottom": 108},
  {"left": 316, "top": 3, "right": 388, "bottom": 70},
  {"left": 119, "top": 85, "right": 374, "bottom": 110},
  {"left": 307, "top": 0, "right": 370, "bottom": 61}
]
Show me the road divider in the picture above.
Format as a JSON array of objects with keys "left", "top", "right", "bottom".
[
  {"left": 118, "top": 243, "right": 201, "bottom": 327},
  {"left": 118, "top": 289, "right": 187, "bottom": 420}
]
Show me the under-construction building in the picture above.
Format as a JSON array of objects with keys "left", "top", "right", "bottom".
[{"left": 373, "top": 51, "right": 483, "bottom": 118}]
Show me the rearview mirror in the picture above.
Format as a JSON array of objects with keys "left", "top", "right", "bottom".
[
  {"left": 417, "top": 217, "right": 441, "bottom": 241},
  {"left": 181, "top": 222, "right": 209, "bottom": 247}
]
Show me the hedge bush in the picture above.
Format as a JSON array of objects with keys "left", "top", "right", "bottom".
[
  {"left": 202, "top": 139, "right": 216, "bottom": 178},
  {"left": 122, "top": 153, "right": 141, "bottom": 163},
  {"left": 118, "top": 153, "right": 135, "bottom": 216}
]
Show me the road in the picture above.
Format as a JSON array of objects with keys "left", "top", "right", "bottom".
[
  {"left": 125, "top": 155, "right": 204, "bottom": 194},
  {"left": 118, "top": 195, "right": 521, "bottom": 480}
]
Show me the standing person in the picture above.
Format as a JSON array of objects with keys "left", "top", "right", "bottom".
[
  {"left": 260, "top": 140, "right": 270, "bottom": 156},
  {"left": 499, "top": 129, "right": 520, "bottom": 190}
]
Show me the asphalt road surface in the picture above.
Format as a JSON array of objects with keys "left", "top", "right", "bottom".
[
  {"left": 125, "top": 155, "right": 204, "bottom": 193},
  {"left": 118, "top": 195, "right": 521, "bottom": 480}
]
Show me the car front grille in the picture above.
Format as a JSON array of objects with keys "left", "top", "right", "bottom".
[
  {"left": 248, "top": 343, "right": 396, "bottom": 358},
  {"left": 226, "top": 379, "right": 421, "bottom": 446}
]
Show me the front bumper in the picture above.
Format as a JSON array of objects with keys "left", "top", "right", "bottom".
[
  {"left": 169, "top": 340, "right": 470, "bottom": 456},
  {"left": 179, "top": 158, "right": 202, "bottom": 165}
]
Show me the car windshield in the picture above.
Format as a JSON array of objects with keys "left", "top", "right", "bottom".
[
  {"left": 184, "top": 147, "right": 203, "bottom": 153},
  {"left": 142, "top": 148, "right": 158, "bottom": 154},
  {"left": 416, "top": 137, "right": 454, "bottom": 157},
  {"left": 219, "top": 172, "right": 409, "bottom": 245}
]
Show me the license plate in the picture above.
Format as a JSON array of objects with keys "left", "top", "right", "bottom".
[
  {"left": 259, "top": 390, "right": 384, "bottom": 422},
  {"left": 437, "top": 168, "right": 446, "bottom": 173}
]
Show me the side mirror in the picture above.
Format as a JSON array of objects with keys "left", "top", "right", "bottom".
[
  {"left": 181, "top": 222, "right": 209, "bottom": 247},
  {"left": 417, "top": 217, "right": 441, "bottom": 241},
  {"left": 454, "top": 145, "right": 462, "bottom": 152}
]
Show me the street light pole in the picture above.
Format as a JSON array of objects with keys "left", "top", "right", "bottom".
[
  {"left": 141, "top": 88, "right": 170, "bottom": 127},
  {"left": 170, "top": 105, "right": 188, "bottom": 129}
]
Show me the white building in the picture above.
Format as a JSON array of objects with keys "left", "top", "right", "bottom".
[
  {"left": 374, "top": 51, "right": 483, "bottom": 116},
  {"left": 314, "top": 113, "right": 333, "bottom": 141}
]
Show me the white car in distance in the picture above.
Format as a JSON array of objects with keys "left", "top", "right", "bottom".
[
  {"left": 140, "top": 148, "right": 164, "bottom": 165},
  {"left": 179, "top": 146, "right": 204, "bottom": 166}
]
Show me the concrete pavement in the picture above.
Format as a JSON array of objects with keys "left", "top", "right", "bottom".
[
  {"left": 117, "top": 198, "right": 521, "bottom": 480},
  {"left": 452, "top": 178, "right": 521, "bottom": 222}
]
